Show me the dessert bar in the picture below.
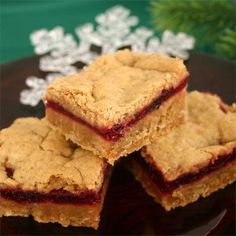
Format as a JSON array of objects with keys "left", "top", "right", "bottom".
[
  {"left": 0, "top": 118, "right": 111, "bottom": 229},
  {"left": 128, "top": 91, "right": 236, "bottom": 210},
  {"left": 45, "top": 49, "right": 188, "bottom": 164}
]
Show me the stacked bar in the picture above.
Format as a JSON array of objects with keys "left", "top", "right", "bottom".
[
  {"left": 1, "top": 50, "right": 235, "bottom": 229},
  {"left": 45, "top": 50, "right": 188, "bottom": 164},
  {"left": 128, "top": 91, "right": 236, "bottom": 210}
]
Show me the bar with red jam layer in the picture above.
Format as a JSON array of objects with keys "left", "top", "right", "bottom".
[
  {"left": 128, "top": 91, "right": 236, "bottom": 210},
  {"left": 45, "top": 49, "right": 189, "bottom": 164},
  {"left": 0, "top": 118, "right": 111, "bottom": 229}
]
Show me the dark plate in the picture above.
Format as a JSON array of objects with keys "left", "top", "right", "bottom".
[{"left": 0, "top": 52, "right": 235, "bottom": 235}]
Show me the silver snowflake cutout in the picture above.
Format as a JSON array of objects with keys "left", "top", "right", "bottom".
[
  {"left": 20, "top": 5, "right": 195, "bottom": 106},
  {"left": 20, "top": 73, "right": 63, "bottom": 106}
]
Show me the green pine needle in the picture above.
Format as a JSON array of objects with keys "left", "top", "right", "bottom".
[
  {"left": 216, "top": 28, "right": 236, "bottom": 60},
  {"left": 150, "top": 0, "right": 236, "bottom": 61}
]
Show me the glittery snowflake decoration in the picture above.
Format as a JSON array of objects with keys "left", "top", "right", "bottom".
[
  {"left": 20, "top": 5, "right": 195, "bottom": 106},
  {"left": 20, "top": 73, "right": 63, "bottom": 106}
]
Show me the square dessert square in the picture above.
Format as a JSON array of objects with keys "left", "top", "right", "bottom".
[
  {"left": 0, "top": 118, "right": 111, "bottom": 229},
  {"left": 45, "top": 49, "right": 189, "bottom": 164},
  {"left": 128, "top": 91, "right": 236, "bottom": 211}
]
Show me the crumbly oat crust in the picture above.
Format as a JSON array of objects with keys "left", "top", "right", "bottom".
[
  {"left": 0, "top": 172, "right": 111, "bottom": 229},
  {"left": 0, "top": 118, "right": 106, "bottom": 193},
  {"left": 130, "top": 156, "right": 235, "bottom": 211},
  {"left": 142, "top": 91, "right": 236, "bottom": 181},
  {"left": 45, "top": 49, "right": 188, "bottom": 127}
]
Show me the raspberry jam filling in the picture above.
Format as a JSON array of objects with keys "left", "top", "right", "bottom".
[
  {"left": 0, "top": 166, "right": 110, "bottom": 205},
  {"left": 137, "top": 148, "right": 236, "bottom": 194},
  {"left": 0, "top": 188, "right": 100, "bottom": 204},
  {"left": 46, "top": 77, "right": 188, "bottom": 142}
]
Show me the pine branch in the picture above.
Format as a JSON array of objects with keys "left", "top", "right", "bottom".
[
  {"left": 150, "top": 0, "right": 236, "bottom": 60},
  {"left": 216, "top": 28, "right": 236, "bottom": 60}
]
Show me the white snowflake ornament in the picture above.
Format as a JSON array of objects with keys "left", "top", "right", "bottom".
[
  {"left": 161, "top": 30, "right": 195, "bottom": 59},
  {"left": 20, "top": 5, "right": 195, "bottom": 106},
  {"left": 20, "top": 74, "right": 63, "bottom": 106}
]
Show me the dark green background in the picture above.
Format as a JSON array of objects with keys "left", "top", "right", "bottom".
[{"left": 1, "top": 0, "right": 153, "bottom": 64}]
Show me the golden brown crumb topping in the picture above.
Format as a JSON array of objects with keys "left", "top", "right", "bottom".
[
  {"left": 142, "top": 91, "right": 236, "bottom": 181},
  {"left": 0, "top": 118, "right": 106, "bottom": 193},
  {"left": 45, "top": 49, "right": 188, "bottom": 127}
]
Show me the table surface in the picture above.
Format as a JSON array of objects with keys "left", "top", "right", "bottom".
[{"left": 0, "top": 51, "right": 235, "bottom": 235}]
